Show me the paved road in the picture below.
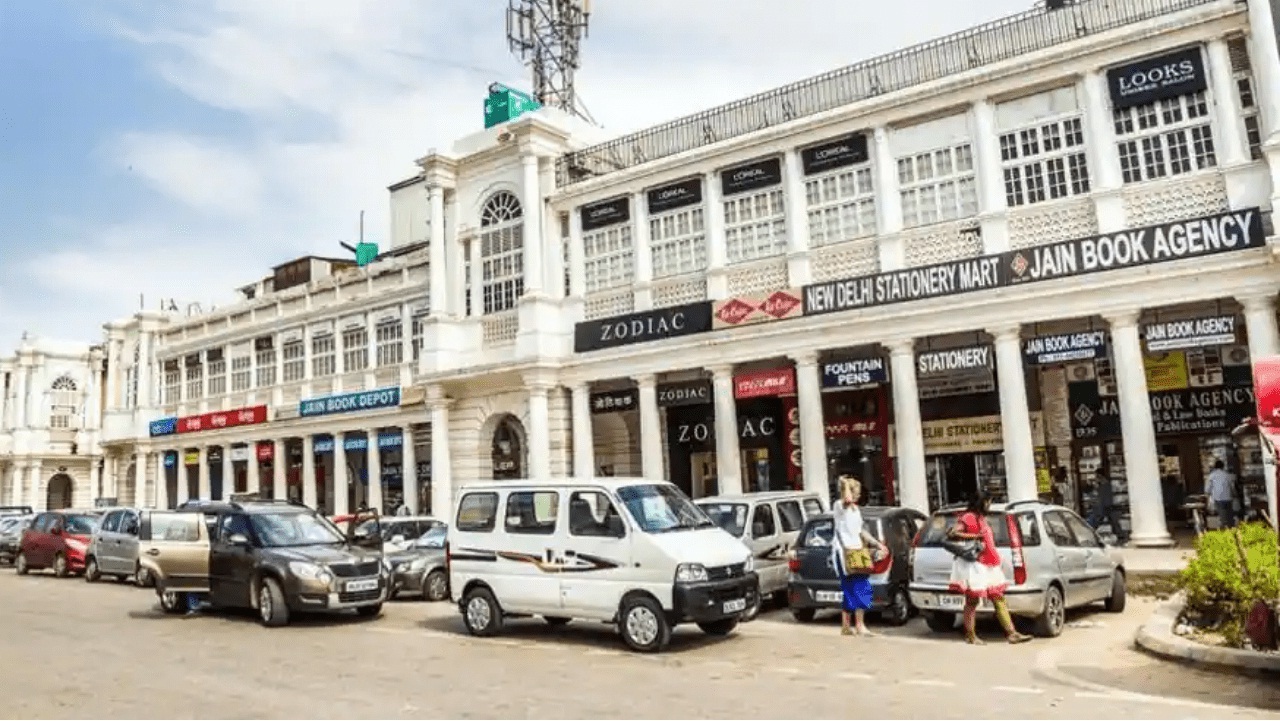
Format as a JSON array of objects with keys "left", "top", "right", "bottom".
[{"left": 1, "top": 571, "right": 1276, "bottom": 719}]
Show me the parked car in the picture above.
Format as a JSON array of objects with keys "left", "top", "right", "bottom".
[
  {"left": 387, "top": 524, "right": 449, "bottom": 601},
  {"left": 15, "top": 510, "right": 103, "bottom": 577},
  {"left": 450, "top": 478, "right": 757, "bottom": 653},
  {"left": 0, "top": 506, "right": 33, "bottom": 517},
  {"left": 339, "top": 515, "right": 444, "bottom": 554},
  {"left": 908, "top": 501, "right": 1127, "bottom": 638},
  {"left": 785, "top": 506, "right": 928, "bottom": 625},
  {"left": 144, "top": 499, "right": 390, "bottom": 626},
  {"left": 695, "top": 491, "right": 825, "bottom": 619},
  {"left": 86, "top": 507, "right": 144, "bottom": 584},
  {"left": 0, "top": 515, "right": 33, "bottom": 564}
]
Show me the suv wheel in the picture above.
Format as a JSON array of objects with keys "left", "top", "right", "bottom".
[
  {"left": 257, "top": 577, "right": 290, "bottom": 627},
  {"left": 1103, "top": 570, "right": 1126, "bottom": 613},
  {"left": 424, "top": 569, "right": 449, "bottom": 602},
  {"left": 159, "top": 590, "right": 185, "bottom": 615},
  {"left": 135, "top": 566, "right": 153, "bottom": 588},
  {"left": 14, "top": 552, "right": 29, "bottom": 575},
  {"left": 1033, "top": 585, "right": 1066, "bottom": 637},
  {"left": 925, "top": 611, "right": 956, "bottom": 632},
  {"left": 85, "top": 557, "right": 101, "bottom": 583},
  {"left": 461, "top": 587, "right": 503, "bottom": 637},
  {"left": 53, "top": 553, "right": 69, "bottom": 578},
  {"left": 618, "top": 595, "right": 671, "bottom": 653},
  {"left": 882, "top": 587, "right": 912, "bottom": 626},
  {"left": 791, "top": 607, "right": 817, "bottom": 623}
]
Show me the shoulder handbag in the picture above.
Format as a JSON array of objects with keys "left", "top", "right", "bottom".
[{"left": 942, "top": 539, "right": 983, "bottom": 563}]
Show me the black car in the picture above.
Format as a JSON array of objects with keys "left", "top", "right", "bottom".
[{"left": 786, "top": 506, "right": 927, "bottom": 625}]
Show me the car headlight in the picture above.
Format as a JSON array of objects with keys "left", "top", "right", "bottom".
[
  {"left": 64, "top": 538, "right": 87, "bottom": 553},
  {"left": 409, "top": 557, "right": 430, "bottom": 572},
  {"left": 742, "top": 555, "right": 754, "bottom": 574},
  {"left": 674, "top": 563, "right": 709, "bottom": 584},
  {"left": 289, "top": 561, "right": 333, "bottom": 585}
]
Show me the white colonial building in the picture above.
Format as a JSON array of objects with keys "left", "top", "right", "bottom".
[{"left": 4, "top": 0, "right": 1280, "bottom": 544}]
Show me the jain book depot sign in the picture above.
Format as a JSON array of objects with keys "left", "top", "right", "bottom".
[
  {"left": 299, "top": 387, "right": 402, "bottom": 418},
  {"left": 803, "top": 209, "right": 1264, "bottom": 316}
]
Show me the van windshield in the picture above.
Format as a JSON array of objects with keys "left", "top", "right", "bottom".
[
  {"left": 696, "top": 503, "right": 748, "bottom": 538},
  {"left": 616, "top": 484, "right": 715, "bottom": 534}
]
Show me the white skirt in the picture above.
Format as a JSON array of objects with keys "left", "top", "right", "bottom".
[{"left": 948, "top": 559, "right": 1009, "bottom": 599}]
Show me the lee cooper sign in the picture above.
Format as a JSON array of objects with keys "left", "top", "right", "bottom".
[
  {"left": 574, "top": 302, "right": 714, "bottom": 353},
  {"left": 580, "top": 196, "right": 630, "bottom": 232},
  {"left": 712, "top": 289, "right": 803, "bottom": 329},
  {"left": 1143, "top": 316, "right": 1237, "bottom": 352},
  {"left": 1107, "top": 46, "right": 1207, "bottom": 110},
  {"left": 734, "top": 369, "right": 796, "bottom": 399},
  {"left": 176, "top": 406, "right": 267, "bottom": 434}
]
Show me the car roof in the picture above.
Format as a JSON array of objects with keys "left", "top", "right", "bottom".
[
  {"left": 456, "top": 477, "right": 675, "bottom": 493},
  {"left": 931, "top": 500, "right": 1055, "bottom": 515},
  {"left": 805, "top": 505, "right": 916, "bottom": 521},
  {"left": 695, "top": 491, "right": 820, "bottom": 503}
]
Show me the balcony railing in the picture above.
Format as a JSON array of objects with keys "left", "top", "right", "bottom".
[{"left": 555, "top": 0, "right": 1229, "bottom": 187}]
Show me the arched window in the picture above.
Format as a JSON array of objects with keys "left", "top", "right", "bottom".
[
  {"left": 478, "top": 191, "right": 524, "bottom": 314},
  {"left": 50, "top": 374, "right": 78, "bottom": 430}
]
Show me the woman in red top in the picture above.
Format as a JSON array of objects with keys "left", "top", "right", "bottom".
[{"left": 948, "top": 494, "right": 1031, "bottom": 645}]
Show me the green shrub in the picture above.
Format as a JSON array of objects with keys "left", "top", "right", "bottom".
[{"left": 1175, "top": 522, "right": 1279, "bottom": 647}]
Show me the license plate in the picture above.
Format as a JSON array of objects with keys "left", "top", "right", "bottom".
[
  {"left": 815, "top": 590, "right": 842, "bottom": 603},
  {"left": 937, "top": 593, "right": 964, "bottom": 610},
  {"left": 346, "top": 579, "right": 378, "bottom": 593},
  {"left": 722, "top": 598, "right": 746, "bottom": 614}
]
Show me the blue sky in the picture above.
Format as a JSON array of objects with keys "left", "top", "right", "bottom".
[{"left": 0, "top": 0, "right": 1033, "bottom": 354}]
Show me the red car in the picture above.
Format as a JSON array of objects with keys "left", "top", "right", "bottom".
[{"left": 15, "top": 510, "right": 101, "bottom": 577}]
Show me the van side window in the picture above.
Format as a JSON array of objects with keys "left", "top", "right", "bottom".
[
  {"left": 802, "top": 498, "right": 823, "bottom": 517},
  {"left": 456, "top": 493, "right": 499, "bottom": 533},
  {"left": 505, "top": 492, "right": 559, "bottom": 535},
  {"left": 751, "top": 505, "right": 777, "bottom": 539},
  {"left": 568, "top": 491, "right": 623, "bottom": 538},
  {"left": 776, "top": 501, "right": 804, "bottom": 533},
  {"left": 101, "top": 511, "right": 122, "bottom": 533}
]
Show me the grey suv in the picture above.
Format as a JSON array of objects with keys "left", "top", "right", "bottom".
[{"left": 908, "top": 501, "right": 1126, "bottom": 638}]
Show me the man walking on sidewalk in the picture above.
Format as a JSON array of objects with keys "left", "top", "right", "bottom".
[{"left": 1205, "top": 460, "right": 1237, "bottom": 529}]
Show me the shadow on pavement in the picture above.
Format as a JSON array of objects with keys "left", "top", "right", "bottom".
[
  {"left": 126, "top": 602, "right": 386, "bottom": 629},
  {"left": 418, "top": 613, "right": 737, "bottom": 654}
]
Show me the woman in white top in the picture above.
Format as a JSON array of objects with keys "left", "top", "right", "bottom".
[{"left": 830, "top": 476, "right": 888, "bottom": 636}]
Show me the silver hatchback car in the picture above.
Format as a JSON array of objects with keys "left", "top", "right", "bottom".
[{"left": 908, "top": 501, "right": 1126, "bottom": 638}]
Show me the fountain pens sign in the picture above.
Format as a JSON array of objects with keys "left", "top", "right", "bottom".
[
  {"left": 574, "top": 302, "right": 714, "bottom": 352},
  {"left": 299, "top": 387, "right": 402, "bottom": 417}
]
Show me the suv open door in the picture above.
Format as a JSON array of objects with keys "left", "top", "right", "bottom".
[
  {"left": 139, "top": 510, "right": 211, "bottom": 613},
  {"left": 345, "top": 510, "right": 385, "bottom": 552}
]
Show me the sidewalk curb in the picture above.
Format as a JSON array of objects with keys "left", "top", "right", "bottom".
[{"left": 1135, "top": 598, "right": 1280, "bottom": 676}]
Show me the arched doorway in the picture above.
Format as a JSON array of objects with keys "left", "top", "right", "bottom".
[
  {"left": 491, "top": 415, "right": 526, "bottom": 480},
  {"left": 46, "top": 473, "right": 73, "bottom": 510}
]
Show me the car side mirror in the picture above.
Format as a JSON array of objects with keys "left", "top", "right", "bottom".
[
  {"left": 390, "top": 535, "right": 405, "bottom": 545},
  {"left": 227, "top": 533, "right": 250, "bottom": 547},
  {"left": 606, "top": 515, "right": 625, "bottom": 539}
]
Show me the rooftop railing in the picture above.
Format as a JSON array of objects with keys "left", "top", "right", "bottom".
[{"left": 555, "top": 0, "right": 1230, "bottom": 187}]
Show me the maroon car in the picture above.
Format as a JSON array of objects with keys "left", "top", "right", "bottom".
[{"left": 15, "top": 510, "right": 102, "bottom": 577}]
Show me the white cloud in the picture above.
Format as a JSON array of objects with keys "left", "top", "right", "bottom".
[{"left": 9, "top": 0, "right": 1038, "bottom": 353}]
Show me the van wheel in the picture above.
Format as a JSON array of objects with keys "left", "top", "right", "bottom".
[
  {"left": 791, "top": 607, "right": 817, "bottom": 623},
  {"left": 15, "top": 552, "right": 29, "bottom": 575},
  {"left": 925, "top": 611, "right": 956, "bottom": 632},
  {"left": 424, "top": 570, "right": 449, "bottom": 602},
  {"left": 84, "top": 557, "right": 101, "bottom": 583},
  {"left": 881, "top": 587, "right": 912, "bottom": 626},
  {"left": 158, "top": 590, "right": 185, "bottom": 615},
  {"left": 619, "top": 596, "right": 671, "bottom": 653},
  {"left": 1033, "top": 585, "right": 1066, "bottom": 638},
  {"left": 1103, "top": 571, "right": 1126, "bottom": 613},
  {"left": 741, "top": 582, "right": 763, "bottom": 622},
  {"left": 462, "top": 587, "right": 503, "bottom": 637},
  {"left": 258, "top": 577, "right": 290, "bottom": 627},
  {"left": 53, "top": 553, "right": 69, "bottom": 578},
  {"left": 698, "top": 618, "right": 739, "bottom": 636}
]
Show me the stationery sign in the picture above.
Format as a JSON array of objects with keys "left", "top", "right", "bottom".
[
  {"left": 1106, "top": 46, "right": 1207, "bottom": 111},
  {"left": 1143, "top": 316, "right": 1237, "bottom": 352},
  {"left": 299, "top": 387, "right": 402, "bottom": 417},
  {"left": 1023, "top": 331, "right": 1107, "bottom": 365},
  {"left": 916, "top": 346, "right": 992, "bottom": 375},
  {"left": 149, "top": 417, "right": 178, "bottom": 437},
  {"left": 176, "top": 406, "right": 267, "bottom": 434}
]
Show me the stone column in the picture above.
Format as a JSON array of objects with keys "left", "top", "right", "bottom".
[
  {"left": 632, "top": 191, "right": 654, "bottom": 310},
  {"left": 1207, "top": 38, "right": 1248, "bottom": 167},
  {"left": 366, "top": 430, "right": 383, "bottom": 514},
  {"left": 247, "top": 444, "right": 261, "bottom": 494},
  {"left": 428, "top": 186, "right": 447, "bottom": 316},
  {"left": 1107, "top": 311, "right": 1171, "bottom": 547},
  {"left": 154, "top": 452, "right": 168, "bottom": 509},
  {"left": 887, "top": 340, "right": 928, "bottom": 513},
  {"left": 104, "top": 338, "right": 121, "bottom": 412},
  {"left": 177, "top": 451, "right": 190, "bottom": 504},
  {"left": 569, "top": 383, "right": 594, "bottom": 478},
  {"left": 526, "top": 380, "right": 552, "bottom": 480},
  {"left": 709, "top": 364, "right": 743, "bottom": 496},
  {"left": 873, "top": 126, "right": 905, "bottom": 270},
  {"left": 566, "top": 208, "right": 586, "bottom": 299},
  {"left": 89, "top": 461, "right": 102, "bottom": 504},
  {"left": 782, "top": 148, "right": 812, "bottom": 286},
  {"left": 302, "top": 436, "right": 317, "bottom": 508},
  {"left": 972, "top": 99, "right": 1010, "bottom": 254},
  {"left": 637, "top": 375, "right": 663, "bottom": 480},
  {"left": 990, "top": 326, "right": 1039, "bottom": 503},
  {"left": 402, "top": 427, "right": 418, "bottom": 515},
  {"left": 197, "top": 446, "right": 210, "bottom": 500},
  {"left": 791, "top": 352, "right": 829, "bottom": 498},
  {"left": 521, "top": 154, "right": 544, "bottom": 296},
  {"left": 135, "top": 452, "right": 151, "bottom": 507},
  {"left": 334, "top": 435, "right": 349, "bottom": 517},
  {"left": 273, "top": 440, "right": 287, "bottom": 501},
  {"left": 429, "top": 389, "right": 453, "bottom": 518},
  {"left": 137, "top": 330, "right": 153, "bottom": 409},
  {"left": 28, "top": 461, "right": 42, "bottom": 511},
  {"left": 220, "top": 447, "right": 233, "bottom": 501},
  {"left": 1080, "top": 71, "right": 1126, "bottom": 233},
  {"left": 1245, "top": 0, "right": 1280, "bottom": 138},
  {"left": 13, "top": 359, "right": 28, "bottom": 428}
]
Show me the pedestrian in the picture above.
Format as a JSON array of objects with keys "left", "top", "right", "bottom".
[
  {"left": 830, "top": 475, "right": 888, "bottom": 637},
  {"left": 1086, "top": 471, "right": 1127, "bottom": 543},
  {"left": 1205, "top": 460, "right": 1237, "bottom": 529},
  {"left": 948, "top": 493, "right": 1031, "bottom": 645}
]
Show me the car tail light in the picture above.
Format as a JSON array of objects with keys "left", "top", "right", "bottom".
[
  {"left": 787, "top": 550, "right": 800, "bottom": 574},
  {"left": 1006, "top": 514, "right": 1027, "bottom": 586}
]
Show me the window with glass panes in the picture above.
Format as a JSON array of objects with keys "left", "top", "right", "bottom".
[
  {"left": 375, "top": 319, "right": 403, "bottom": 367},
  {"left": 312, "top": 333, "right": 336, "bottom": 377},
  {"left": 649, "top": 205, "right": 707, "bottom": 278},
  {"left": 255, "top": 342, "right": 276, "bottom": 388},
  {"left": 897, "top": 144, "right": 977, "bottom": 227},
  {"left": 230, "top": 355, "right": 251, "bottom": 392},
  {"left": 281, "top": 340, "right": 305, "bottom": 382},
  {"left": 184, "top": 361, "right": 203, "bottom": 400},
  {"left": 582, "top": 223, "right": 633, "bottom": 292},
  {"left": 342, "top": 327, "right": 369, "bottom": 372},
  {"left": 479, "top": 192, "right": 524, "bottom": 314},
  {"left": 723, "top": 187, "right": 786, "bottom": 263},
  {"left": 1000, "top": 116, "right": 1090, "bottom": 207},
  {"left": 163, "top": 363, "right": 180, "bottom": 404},
  {"left": 1229, "top": 37, "right": 1263, "bottom": 161},
  {"left": 1114, "top": 90, "right": 1216, "bottom": 183},
  {"left": 49, "top": 375, "right": 78, "bottom": 429},
  {"left": 411, "top": 314, "right": 427, "bottom": 361},
  {"left": 805, "top": 164, "right": 876, "bottom": 247},
  {"left": 207, "top": 355, "right": 226, "bottom": 396}
]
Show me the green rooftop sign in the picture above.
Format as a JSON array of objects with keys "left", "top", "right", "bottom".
[{"left": 484, "top": 83, "right": 541, "bottom": 129}]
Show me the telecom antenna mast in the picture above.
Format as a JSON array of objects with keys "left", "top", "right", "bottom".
[{"left": 506, "top": 0, "right": 593, "bottom": 121}]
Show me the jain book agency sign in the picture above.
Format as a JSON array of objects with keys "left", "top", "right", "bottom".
[
  {"left": 1143, "top": 316, "right": 1236, "bottom": 352},
  {"left": 803, "top": 209, "right": 1264, "bottom": 316},
  {"left": 1024, "top": 331, "right": 1107, "bottom": 365}
]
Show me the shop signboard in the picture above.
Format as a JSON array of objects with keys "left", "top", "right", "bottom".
[
  {"left": 720, "top": 157, "right": 783, "bottom": 196},
  {"left": 207, "top": 447, "right": 223, "bottom": 463},
  {"left": 734, "top": 368, "right": 796, "bottom": 399},
  {"left": 800, "top": 133, "right": 870, "bottom": 175},
  {"left": 1069, "top": 383, "right": 1255, "bottom": 438},
  {"left": 888, "top": 413, "right": 1045, "bottom": 456},
  {"left": 183, "top": 450, "right": 199, "bottom": 465},
  {"left": 803, "top": 209, "right": 1264, "bottom": 316},
  {"left": 313, "top": 437, "right": 335, "bottom": 453},
  {"left": 255, "top": 442, "right": 274, "bottom": 462},
  {"left": 825, "top": 419, "right": 880, "bottom": 438},
  {"left": 821, "top": 358, "right": 888, "bottom": 389},
  {"left": 712, "top": 289, "right": 803, "bottom": 329},
  {"left": 149, "top": 417, "right": 177, "bottom": 437},
  {"left": 176, "top": 405, "right": 267, "bottom": 434},
  {"left": 163, "top": 452, "right": 177, "bottom": 468},
  {"left": 916, "top": 345, "right": 995, "bottom": 399},
  {"left": 1144, "top": 351, "right": 1190, "bottom": 392},
  {"left": 646, "top": 177, "right": 702, "bottom": 214},
  {"left": 590, "top": 388, "right": 638, "bottom": 414},
  {"left": 917, "top": 345, "right": 992, "bottom": 375},
  {"left": 299, "top": 387, "right": 401, "bottom": 418},
  {"left": 574, "top": 301, "right": 714, "bottom": 353},
  {"left": 229, "top": 446, "right": 249, "bottom": 462},
  {"left": 656, "top": 379, "right": 712, "bottom": 407},
  {"left": 580, "top": 196, "right": 630, "bottom": 232},
  {"left": 1106, "top": 46, "right": 1207, "bottom": 110},
  {"left": 1023, "top": 331, "right": 1107, "bottom": 365},
  {"left": 1142, "top": 315, "right": 1237, "bottom": 352}
]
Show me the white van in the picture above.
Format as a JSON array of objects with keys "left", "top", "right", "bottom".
[
  {"left": 447, "top": 478, "right": 757, "bottom": 653},
  {"left": 695, "top": 491, "right": 826, "bottom": 619}
]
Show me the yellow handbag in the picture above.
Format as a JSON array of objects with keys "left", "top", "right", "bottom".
[{"left": 844, "top": 547, "right": 874, "bottom": 575}]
